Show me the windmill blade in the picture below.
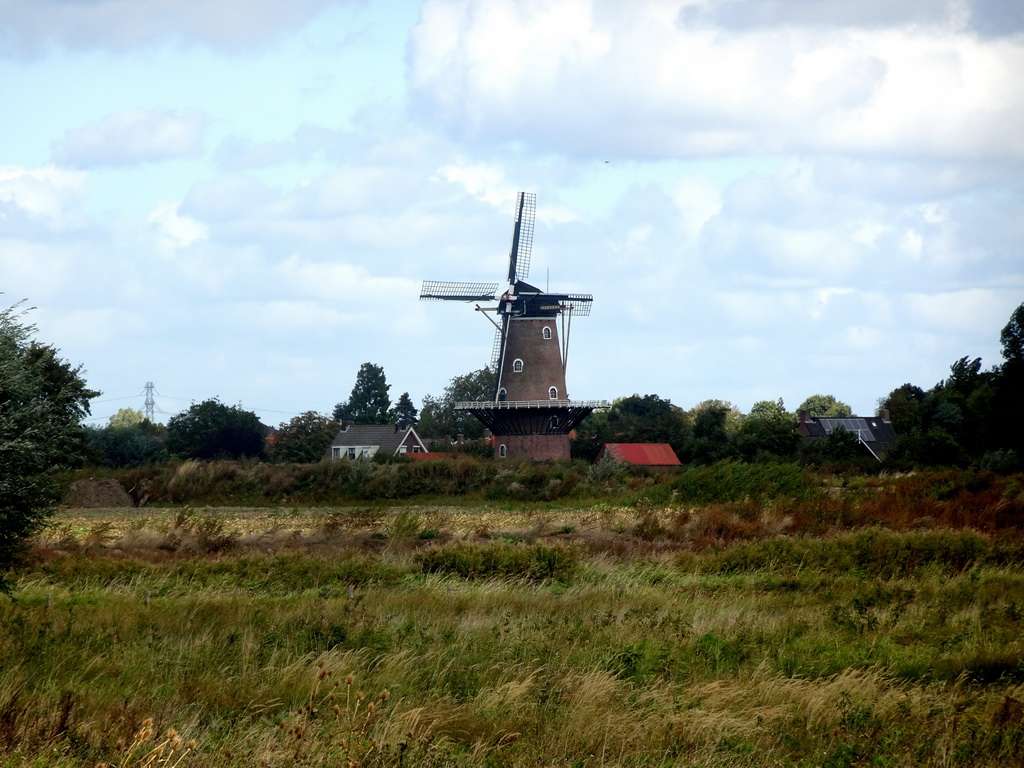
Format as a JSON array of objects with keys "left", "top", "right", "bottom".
[
  {"left": 506, "top": 192, "right": 536, "bottom": 284},
  {"left": 420, "top": 280, "right": 499, "bottom": 302},
  {"left": 562, "top": 293, "right": 593, "bottom": 317},
  {"left": 491, "top": 314, "right": 510, "bottom": 399}
]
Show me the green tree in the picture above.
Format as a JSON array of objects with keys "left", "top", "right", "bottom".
[
  {"left": 995, "top": 302, "right": 1024, "bottom": 458},
  {"left": 688, "top": 399, "right": 744, "bottom": 433},
  {"left": 797, "top": 394, "right": 852, "bottom": 418},
  {"left": 736, "top": 399, "right": 799, "bottom": 461},
  {"left": 878, "top": 383, "right": 926, "bottom": 435},
  {"left": 165, "top": 399, "right": 266, "bottom": 460},
  {"left": 1, "top": 302, "right": 98, "bottom": 590},
  {"left": 417, "top": 368, "right": 495, "bottom": 440},
  {"left": 86, "top": 423, "right": 168, "bottom": 468},
  {"left": 109, "top": 407, "right": 144, "bottom": 428},
  {"left": 685, "top": 400, "right": 739, "bottom": 465},
  {"left": 269, "top": 411, "right": 339, "bottom": 463},
  {"left": 571, "top": 394, "right": 690, "bottom": 462},
  {"left": 390, "top": 392, "right": 418, "bottom": 424},
  {"left": 333, "top": 363, "right": 391, "bottom": 424}
]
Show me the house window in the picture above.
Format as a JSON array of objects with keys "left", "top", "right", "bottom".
[
  {"left": 398, "top": 446, "right": 407, "bottom": 454},
  {"left": 542, "top": 326, "right": 552, "bottom": 340},
  {"left": 347, "top": 447, "right": 356, "bottom": 459},
  {"left": 412, "top": 446, "right": 422, "bottom": 453},
  {"left": 549, "top": 387, "right": 558, "bottom": 399},
  {"left": 499, "top": 444, "right": 507, "bottom": 458},
  {"left": 332, "top": 447, "right": 342, "bottom": 459},
  {"left": 513, "top": 359, "right": 523, "bottom": 373}
]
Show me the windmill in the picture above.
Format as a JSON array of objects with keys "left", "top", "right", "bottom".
[{"left": 421, "top": 192, "right": 607, "bottom": 460}]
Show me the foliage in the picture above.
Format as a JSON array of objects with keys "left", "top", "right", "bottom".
[
  {"left": 269, "top": 411, "right": 339, "bottom": 463},
  {"left": 735, "top": 399, "right": 799, "bottom": 461},
  {"left": 0, "top": 302, "right": 98, "bottom": 590},
  {"left": 572, "top": 394, "right": 690, "bottom": 462},
  {"left": 333, "top": 362, "right": 391, "bottom": 424},
  {"left": 108, "top": 407, "right": 144, "bottom": 428},
  {"left": 85, "top": 422, "right": 168, "bottom": 468},
  {"left": 417, "top": 367, "right": 494, "bottom": 440},
  {"left": 797, "top": 393, "right": 852, "bottom": 417},
  {"left": 6, "top": 506, "right": 1024, "bottom": 766},
  {"left": 684, "top": 400, "right": 740, "bottom": 465},
  {"left": 165, "top": 398, "right": 266, "bottom": 460},
  {"left": 418, "top": 541, "right": 580, "bottom": 582},
  {"left": 389, "top": 391, "right": 418, "bottom": 424},
  {"left": 878, "top": 383, "right": 926, "bottom": 435}
]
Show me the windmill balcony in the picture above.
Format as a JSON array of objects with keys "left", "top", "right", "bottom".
[{"left": 455, "top": 399, "right": 609, "bottom": 410}]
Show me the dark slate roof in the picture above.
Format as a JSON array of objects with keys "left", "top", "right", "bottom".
[
  {"left": 798, "top": 415, "right": 898, "bottom": 460},
  {"left": 324, "top": 425, "right": 426, "bottom": 457},
  {"left": 600, "top": 443, "right": 681, "bottom": 466}
]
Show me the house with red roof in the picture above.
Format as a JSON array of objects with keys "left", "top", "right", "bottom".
[{"left": 596, "top": 443, "right": 681, "bottom": 468}]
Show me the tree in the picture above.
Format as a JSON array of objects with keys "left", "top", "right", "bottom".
[
  {"left": 165, "top": 399, "right": 266, "bottom": 460},
  {"left": 86, "top": 422, "right": 168, "bottom": 468},
  {"left": 269, "top": 411, "right": 340, "bottom": 463},
  {"left": 685, "top": 400, "right": 739, "bottom": 465},
  {"left": 390, "top": 392, "right": 418, "bottom": 424},
  {"left": 736, "top": 399, "right": 799, "bottom": 461},
  {"left": 995, "top": 303, "right": 1024, "bottom": 456},
  {"left": 1000, "top": 302, "right": 1024, "bottom": 367},
  {"left": 417, "top": 368, "right": 495, "bottom": 440},
  {"left": 797, "top": 394, "right": 852, "bottom": 418},
  {"left": 109, "top": 407, "right": 144, "bottom": 428},
  {"left": 878, "top": 384, "right": 926, "bottom": 435},
  {"left": 571, "top": 394, "right": 690, "bottom": 462},
  {"left": 333, "top": 363, "right": 391, "bottom": 424},
  {"left": 1, "top": 302, "right": 98, "bottom": 590}
]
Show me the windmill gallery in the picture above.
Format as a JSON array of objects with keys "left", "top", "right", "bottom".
[{"left": 421, "top": 192, "right": 609, "bottom": 461}]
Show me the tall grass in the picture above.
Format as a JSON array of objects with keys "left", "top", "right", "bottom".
[{"left": 4, "top": 521, "right": 1024, "bottom": 766}]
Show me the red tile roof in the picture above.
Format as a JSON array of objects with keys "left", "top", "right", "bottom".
[{"left": 601, "top": 443, "right": 681, "bottom": 466}]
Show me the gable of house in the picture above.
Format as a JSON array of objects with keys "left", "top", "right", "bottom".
[{"left": 324, "top": 424, "right": 428, "bottom": 460}]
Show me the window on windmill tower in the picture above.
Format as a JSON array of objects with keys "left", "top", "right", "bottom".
[
  {"left": 550, "top": 415, "right": 559, "bottom": 429},
  {"left": 542, "top": 326, "right": 552, "bottom": 340},
  {"left": 499, "top": 444, "right": 507, "bottom": 458},
  {"left": 513, "top": 359, "right": 524, "bottom": 373},
  {"left": 498, "top": 388, "right": 507, "bottom": 400},
  {"left": 549, "top": 386, "right": 558, "bottom": 399}
]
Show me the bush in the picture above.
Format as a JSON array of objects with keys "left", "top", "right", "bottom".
[{"left": 418, "top": 541, "right": 580, "bottom": 582}]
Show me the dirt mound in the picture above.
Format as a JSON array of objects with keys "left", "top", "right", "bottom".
[{"left": 64, "top": 478, "right": 133, "bottom": 508}]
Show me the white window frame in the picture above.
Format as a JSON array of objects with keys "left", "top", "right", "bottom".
[
  {"left": 498, "top": 444, "right": 507, "bottom": 458},
  {"left": 513, "top": 359, "right": 523, "bottom": 373},
  {"left": 542, "top": 326, "right": 552, "bottom": 340},
  {"left": 549, "top": 386, "right": 558, "bottom": 399}
]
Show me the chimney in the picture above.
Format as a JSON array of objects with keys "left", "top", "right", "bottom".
[
  {"left": 799, "top": 410, "right": 811, "bottom": 423},
  {"left": 881, "top": 409, "right": 890, "bottom": 422}
]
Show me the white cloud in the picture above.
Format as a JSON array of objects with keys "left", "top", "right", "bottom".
[
  {"left": 146, "top": 202, "right": 208, "bottom": 253},
  {"left": 409, "top": 0, "right": 1024, "bottom": 161},
  {"left": 54, "top": 109, "right": 206, "bottom": 168},
  {"left": 0, "top": 165, "right": 86, "bottom": 221}
]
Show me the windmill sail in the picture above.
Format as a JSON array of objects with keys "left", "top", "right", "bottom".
[
  {"left": 506, "top": 192, "right": 536, "bottom": 284},
  {"left": 420, "top": 281, "right": 499, "bottom": 302}
]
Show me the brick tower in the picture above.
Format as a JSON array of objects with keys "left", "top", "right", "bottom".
[{"left": 421, "top": 192, "right": 606, "bottom": 460}]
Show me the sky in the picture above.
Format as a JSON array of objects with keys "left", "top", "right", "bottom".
[{"left": 2, "top": 0, "right": 1022, "bottom": 428}]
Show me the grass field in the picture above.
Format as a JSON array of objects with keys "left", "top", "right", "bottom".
[{"left": 3, "top": 493, "right": 1024, "bottom": 767}]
